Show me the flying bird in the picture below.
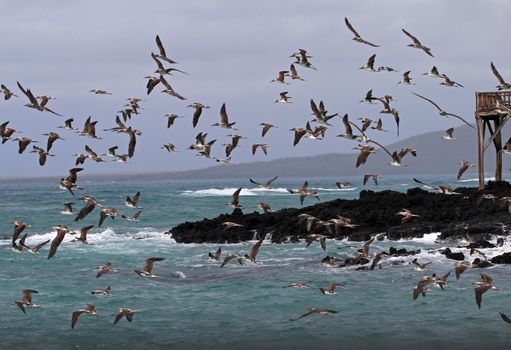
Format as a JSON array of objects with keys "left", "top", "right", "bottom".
[
  {"left": 491, "top": 62, "right": 511, "bottom": 90},
  {"left": 114, "top": 308, "right": 140, "bottom": 325},
  {"left": 71, "top": 304, "right": 96, "bottom": 329},
  {"left": 412, "top": 92, "right": 474, "bottom": 129},
  {"left": 457, "top": 161, "right": 474, "bottom": 180},
  {"left": 134, "top": 257, "right": 165, "bottom": 278},
  {"left": 290, "top": 308, "right": 338, "bottom": 321},
  {"left": 344, "top": 17, "right": 379, "bottom": 47},
  {"left": 402, "top": 29, "right": 434, "bottom": 57},
  {"left": 250, "top": 176, "right": 278, "bottom": 189}
]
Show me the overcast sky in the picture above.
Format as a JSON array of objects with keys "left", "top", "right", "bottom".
[{"left": 0, "top": 0, "right": 509, "bottom": 178}]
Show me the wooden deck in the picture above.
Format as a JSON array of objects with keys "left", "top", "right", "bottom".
[{"left": 476, "top": 91, "right": 511, "bottom": 189}]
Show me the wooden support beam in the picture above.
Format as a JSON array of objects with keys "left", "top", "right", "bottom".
[
  {"left": 494, "top": 118, "right": 503, "bottom": 181},
  {"left": 477, "top": 117, "right": 485, "bottom": 189},
  {"left": 483, "top": 115, "right": 509, "bottom": 151}
]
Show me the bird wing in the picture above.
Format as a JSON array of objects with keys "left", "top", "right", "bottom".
[
  {"left": 113, "top": 311, "right": 125, "bottom": 325},
  {"left": 17, "top": 81, "right": 38, "bottom": 105},
  {"left": 151, "top": 52, "right": 165, "bottom": 70},
  {"left": 128, "top": 131, "right": 137, "bottom": 158},
  {"left": 411, "top": 92, "right": 442, "bottom": 112},
  {"left": 402, "top": 28, "right": 421, "bottom": 45},
  {"left": 368, "top": 139, "right": 393, "bottom": 158},
  {"left": 344, "top": 17, "right": 361, "bottom": 38},
  {"left": 232, "top": 187, "right": 242, "bottom": 204},
  {"left": 143, "top": 257, "right": 165, "bottom": 273},
  {"left": 293, "top": 129, "right": 306, "bottom": 146},
  {"left": 500, "top": 312, "right": 511, "bottom": 324},
  {"left": 220, "top": 103, "right": 229, "bottom": 124},
  {"left": 491, "top": 62, "right": 506, "bottom": 85},
  {"left": 249, "top": 239, "right": 263, "bottom": 260},
  {"left": 31, "top": 239, "right": 50, "bottom": 252},
  {"left": 14, "top": 301, "right": 27, "bottom": 315},
  {"left": 249, "top": 178, "right": 261, "bottom": 186},
  {"left": 264, "top": 176, "right": 279, "bottom": 187},
  {"left": 475, "top": 284, "right": 491, "bottom": 309},
  {"left": 310, "top": 99, "right": 321, "bottom": 119},
  {"left": 457, "top": 162, "right": 469, "bottom": 180},
  {"left": 155, "top": 35, "right": 166, "bottom": 56},
  {"left": 443, "top": 112, "right": 475, "bottom": 129},
  {"left": 342, "top": 114, "right": 353, "bottom": 135}
]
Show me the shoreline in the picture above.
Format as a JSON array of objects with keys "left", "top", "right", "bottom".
[{"left": 169, "top": 181, "right": 511, "bottom": 244}]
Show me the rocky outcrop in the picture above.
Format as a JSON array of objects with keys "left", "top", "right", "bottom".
[
  {"left": 491, "top": 252, "right": 511, "bottom": 264},
  {"left": 169, "top": 181, "right": 511, "bottom": 244}
]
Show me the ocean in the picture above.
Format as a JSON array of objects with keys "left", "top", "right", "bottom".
[{"left": 1, "top": 174, "right": 510, "bottom": 349}]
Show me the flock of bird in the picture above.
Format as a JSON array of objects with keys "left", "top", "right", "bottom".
[{"left": 3, "top": 17, "right": 511, "bottom": 328}]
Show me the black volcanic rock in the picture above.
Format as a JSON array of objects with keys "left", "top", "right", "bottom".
[
  {"left": 491, "top": 252, "right": 511, "bottom": 264},
  {"left": 440, "top": 248, "right": 465, "bottom": 261},
  {"left": 169, "top": 181, "right": 511, "bottom": 244}
]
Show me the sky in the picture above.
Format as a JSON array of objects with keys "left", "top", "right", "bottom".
[{"left": 0, "top": 0, "right": 510, "bottom": 178}]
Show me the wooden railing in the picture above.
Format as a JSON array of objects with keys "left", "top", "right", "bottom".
[{"left": 476, "top": 91, "right": 511, "bottom": 113}]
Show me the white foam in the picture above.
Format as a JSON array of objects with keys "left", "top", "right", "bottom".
[
  {"left": 458, "top": 177, "right": 495, "bottom": 183},
  {"left": 399, "top": 232, "right": 441, "bottom": 244},
  {"left": 181, "top": 187, "right": 290, "bottom": 197},
  {"left": 314, "top": 187, "right": 358, "bottom": 192},
  {"left": 171, "top": 271, "right": 186, "bottom": 279}
]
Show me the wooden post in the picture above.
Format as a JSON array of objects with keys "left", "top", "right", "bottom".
[
  {"left": 477, "top": 116, "right": 485, "bottom": 189},
  {"left": 494, "top": 118, "right": 503, "bottom": 181}
]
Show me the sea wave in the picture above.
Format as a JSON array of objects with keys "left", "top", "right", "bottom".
[{"left": 181, "top": 187, "right": 290, "bottom": 197}]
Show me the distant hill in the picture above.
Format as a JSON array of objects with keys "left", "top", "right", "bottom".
[{"left": 155, "top": 124, "right": 506, "bottom": 180}]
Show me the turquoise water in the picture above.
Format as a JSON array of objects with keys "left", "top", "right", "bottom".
[{"left": 1, "top": 175, "right": 511, "bottom": 349}]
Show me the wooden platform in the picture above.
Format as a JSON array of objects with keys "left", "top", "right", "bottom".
[{"left": 476, "top": 91, "right": 511, "bottom": 189}]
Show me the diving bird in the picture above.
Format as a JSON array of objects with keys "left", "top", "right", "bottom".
[
  {"left": 30, "top": 146, "right": 54, "bottom": 166},
  {"left": 355, "top": 145, "right": 378, "bottom": 168},
  {"left": 17, "top": 81, "right": 61, "bottom": 115},
  {"left": 213, "top": 103, "right": 237, "bottom": 129},
  {"left": 457, "top": 161, "right": 474, "bottom": 180},
  {"left": 59, "top": 202, "right": 75, "bottom": 215},
  {"left": 256, "top": 202, "right": 272, "bottom": 213},
  {"left": 12, "top": 220, "right": 30, "bottom": 242},
  {"left": 359, "top": 54, "right": 377, "bottom": 72},
  {"left": 413, "top": 275, "right": 436, "bottom": 300},
  {"left": 13, "top": 137, "right": 37, "bottom": 154},
  {"left": 260, "top": 122, "right": 276, "bottom": 137},
  {"left": 91, "top": 286, "right": 111, "bottom": 295},
  {"left": 376, "top": 97, "right": 400, "bottom": 136},
  {"left": 397, "top": 71, "right": 414, "bottom": 85},
  {"left": 491, "top": 62, "right": 511, "bottom": 90},
  {"left": 1, "top": 84, "right": 18, "bottom": 100},
  {"left": 244, "top": 238, "right": 264, "bottom": 262},
  {"left": 275, "top": 91, "right": 292, "bottom": 104},
  {"left": 290, "top": 127, "right": 307, "bottom": 146},
  {"left": 71, "top": 304, "right": 96, "bottom": 329},
  {"left": 412, "top": 258, "right": 431, "bottom": 271},
  {"left": 42, "top": 132, "right": 64, "bottom": 152},
  {"left": 162, "top": 143, "right": 177, "bottom": 153},
  {"left": 122, "top": 211, "right": 142, "bottom": 222},
  {"left": 305, "top": 234, "right": 327, "bottom": 251},
  {"left": 270, "top": 70, "right": 289, "bottom": 84},
  {"left": 402, "top": 29, "right": 434, "bottom": 57},
  {"left": 48, "top": 225, "right": 71, "bottom": 259},
  {"left": 96, "top": 262, "right": 118, "bottom": 278},
  {"left": 363, "top": 174, "right": 378, "bottom": 186},
  {"left": 443, "top": 127, "right": 455, "bottom": 140},
  {"left": 208, "top": 247, "right": 222, "bottom": 261},
  {"left": 252, "top": 144, "right": 269, "bottom": 155},
  {"left": 163, "top": 113, "right": 182, "bottom": 128},
  {"left": 289, "top": 64, "right": 304, "bottom": 81},
  {"left": 89, "top": 89, "right": 111, "bottom": 95},
  {"left": 227, "top": 188, "right": 242, "bottom": 208},
  {"left": 474, "top": 273, "right": 498, "bottom": 309},
  {"left": 154, "top": 34, "right": 177, "bottom": 64},
  {"left": 98, "top": 208, "right": 118, "bottom": 227},
  {"left": 250, "top": 176, "right": 278, "bottom": 189},
  {"left": 288, "top": 180, "right": 320, "bottom": 205},
  {"left": 13, "top": 289, "right": 39, "bottom": 315},
  {"left": 422, "top": 66, "right": 441, "bottom": 78},
  {"left": 397, "top": 209, "right": 419, "bottom": 223},
  {"left": 220, "top": 253, "right": 244, "bottom": 267},
  {"left": 134, "top": 257, "right": 165, "bottom": 277},
  {"left": 151, "top": 53, "right": 188, "bottom": 75},
  {"left": 411, "top": 92, "right": 474, "bottom": 129},
  {"left": 114, "top": 308, "right": 140, "bottom": 325},
  {"left": 290, "top": 308, "right": 338, "bottom": 321},
  {"left": 440, "top": 74, "right": 463, "bottom": 88},
  {"left": 80, "top": 116, "right": 102, "bottom": 139},
  {"left": 159, "top": 74, "right": 186, "bottom": 100},
  {"left": 74, "top": 225, "right": 94, "bottom": 244},
  {"left": 187, "top": 102, "right": 210, "bottom": 128},
  {"left": 319, "top": 283, "right": 337, "bottom": 295},
  {"left": 125, "top": 192, "right": 141, "bottom": 208},
  {"left": 344, "top": 17, "right": 379, "bottom": 47},
  {"left": 75, "top": 196, "right": 101, "bottom": 222}
]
